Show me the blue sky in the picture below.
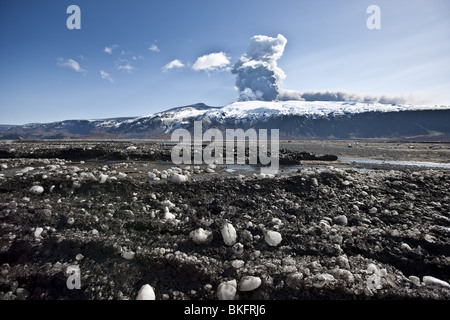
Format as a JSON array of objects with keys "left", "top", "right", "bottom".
[{"left": 0, "top": 0, "right": 449, "bottom": 124}]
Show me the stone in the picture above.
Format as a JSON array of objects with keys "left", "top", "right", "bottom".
[
  {"left": 264, "top": 230, "right": 282, "bottom": 247},
  {"left": 231, "top": 260, "right": 245, "bottom": 269},
  {"left": 136, "top": 284, "right": 156, "bottom": 300},
  {"left": 29, "top": 186, "right": 44, "bottom": 195},
  {"left": 189, "top": 228, "right": 212, "bottom": 244},
  {"left": 238, "top": 276, "right": 262, "bottom": 292},
  {"left": 217, "top": 280, "right": 237, "bottom": 300},
  {"left": 286, "top": 272, "right": 304, "bottom": 289},
  {"left": 332, "top": 215, "right": 348, "bottom": 226},
  {"left": 221, "top": 222, "right": 237, "bottom": 246},
  {"left": 170, "top": 174, "right": 188, "bottom": 183},
  {"left": 336, "top": 255, "right": 350, "bottom": 269},
  {"left": 121, "top": 251, "right": 135, "bottom": 260},
  {"left": 34, "top": 227, "right": 43, "bottom": 238},
  {"left": 422, "top": 276, "right": 450, "bottom": 289}
]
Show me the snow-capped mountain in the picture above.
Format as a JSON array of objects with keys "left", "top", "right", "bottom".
[{"left": 1, "top": 101, "right": 450, "bottom": 140}]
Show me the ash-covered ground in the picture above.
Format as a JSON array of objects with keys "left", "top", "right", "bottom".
[{"left": 0, "top": 140, "right": 449, "bottom": 300}]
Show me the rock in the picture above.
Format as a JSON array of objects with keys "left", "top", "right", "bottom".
[
  {"left": 368, "top": 207, "right": 378, "bottom": 214},
  {"left": 238, "top": 276, "right": 262, "bottom": 292},
  {"left": 221, "top": 222, "right": 237, "bottom": 246},
  {"left": 286, "top": 272, "right": 304, "bottom": 289},
  {"left": 217, "top": 280, "right": 237, "bottom": 300},
  {"left": 408, "top": 276, "right": 421, "bottom": 287},
  {"left": 312, "top": 273, "right": 335, "bottom": 288},
  {"left": 121, "top": 251, "right": 135, "bottom": 260},
  {"left": 75, "top": 254, "right": 84, "bottom": 261},
  {"left": 29, "top": 186, "right": 44, "bottom": 195},
  {"left": 332, "top": 215, "right": 348, "bottom": 226},
  {"left": 329, "top": 268, "right": 354, "bottom": 283},
  {"left": 34, "top": 227, "right": 43, "bottom": 238},
  {"left": 264, "top": 230, "right": 282, "bottom": 247},
  {"left": 99, "top": 174, "right": 108, "bottom": 184},
  {"left": 170, "top": 174, "right": 188, "bottom": 183},
  {"left": 136, "top": 284, "right": 156, "bottom": 300},
  {"left": 336, "top": 255, "right": 350, "bottom": 269},
  {"left": 422, "top": 276, "right": 450, "bottom": 289},
  {"left": 189, "top": 228, "right": 212, "bottom": 244},
  {"left": 231, "top": 260, "right": 245, "bottom": 269},
  {"left": 117, "top": 172, "right": 127, "bottom": 179}
]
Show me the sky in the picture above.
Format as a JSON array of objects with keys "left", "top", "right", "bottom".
[{"left": 0, "top": 0, "right": 449, "bottom": 124}]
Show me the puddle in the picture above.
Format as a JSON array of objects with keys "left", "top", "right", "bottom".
[{"left": 339, "top": 157, "right": 450, "bottom": 169}]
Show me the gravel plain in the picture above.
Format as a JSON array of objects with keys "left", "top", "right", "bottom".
[{"left": 0, "top": 140, "right": 449, "bottom": 300}]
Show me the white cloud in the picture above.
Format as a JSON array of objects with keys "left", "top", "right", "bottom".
[
  {"left": 149, "top": 44, "right": 160, "bottom": 52},
  {"left": 100, "top": 70, "right": 114, "bottom": 82},
  {"left": 162, "top": 59, "right": 185, "bottom": 71},
  {"left": 104, "top": 44, "right": 119, "bottom": 54},
  {"left": 57, "top": 58, "right": 86, "bottom": 73},
  {"left": 117, "top": 63, "right": 136, "bottom": 73},
  {"left": 192, "top": 52, "right": 230, "bottom": 72}
]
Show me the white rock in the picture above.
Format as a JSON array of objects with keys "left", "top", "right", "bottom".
[
  {"left": 231, "top": 260, "right": 245, "bottom": 269},
  {"left": 189, "top": 228, "right": 212, "bottom": 244},
  {"left": 147, "top": 172, "right": 156, "bottom": 179},
  {"left": 136, "top": 284, "right": 156, "bottom": 300},
  {"left": 221, "top": 222, "right": 237, "bottom": 246},
  {"left": 422, "top": 276, "right": 450, "bottom": 289},
  {"left": 99, "top": 174, "right": 108, "bottom": 184},
  {"left": 217, "top": 280, "right": 237, "bottom": 300},
  {"left": 75, "top": 254, "right": 84, "bottom": 261},
  {"left": 207, "top": 164, "right": 216, "bottom": 169},
  {"left": 238, "top": 276, "right": 262, "bottom": 292},
  {"left": 170, "top": 174, "right": 188, "bottom": 183},
  {"left": 34, "top": 227, "right": 43, "bottom": 238},
  {"left": 264, "top": 230, "right": 282, "bottom": 247},
  {"left": 409, "top": 276, "right": 421, "bottom": 287},
  {"left": 333, "top": 215, "right": 348, "bottom": 226},
  {"left": 205, "top": 168, "right": 215, "bottom": 173},
  {"left": 29, "top": 185, "right": 44, "bottom": 195},
  {"left": 160, "top": 200, "right": 176, "bottom": 209},
  {"left": 126, "top": 146, "right": 137, "bottom": 151},
  {"left": 117, "top": 172, "right": 127, "bottom": 179},
  {"left": 121, "top": 251, "right": 135, "bottom": 260},
  {"left": 163, "top": 210, "right": 176, "bottom": 220}
]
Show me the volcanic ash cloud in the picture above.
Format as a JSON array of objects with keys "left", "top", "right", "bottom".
[{"left": 232, "top": 34, "right": 288, "bottom": 102}]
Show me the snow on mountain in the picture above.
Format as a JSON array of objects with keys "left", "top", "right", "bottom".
[{"left": 1, "top": 101, "right": 449, "bottom": 140}]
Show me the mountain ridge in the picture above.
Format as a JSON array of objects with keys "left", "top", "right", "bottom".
[{"left": 1, "top": 101, "right": 449, "bottom": 141}]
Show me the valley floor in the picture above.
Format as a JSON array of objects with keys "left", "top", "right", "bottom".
[{"left": 0, "top": 140, "right": 449, "bottom": 300}]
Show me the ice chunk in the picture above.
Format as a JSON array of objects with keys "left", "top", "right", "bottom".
[
  {"left": 238, "top": 276, "right": 262, "bottom": 292},
  {"left": 29, "top": 185, "right": 44, "bottom": 195},
  {"left": 264, "top": 230, "right": 282, "bottom": 246},
  {"left": 170, "top": 174, "right": 188, "bottom": 183},
  {"left": 217, "top": 279, "right": 237, "bottom": 300},
  {"left": 34, "top": 227, "right": 43, "bottom": 238},
  {"left": 423, "top": 276, "right": 450, "bottom": 289},
  {"left": 221, "top": 222, "right": 237, "bottom": 246},
  {"left": 136, "top": 284, "right": 156, "bottom": 300},
  {"left": 189, "top": 228, "right": 212, "bottom": 244}
]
